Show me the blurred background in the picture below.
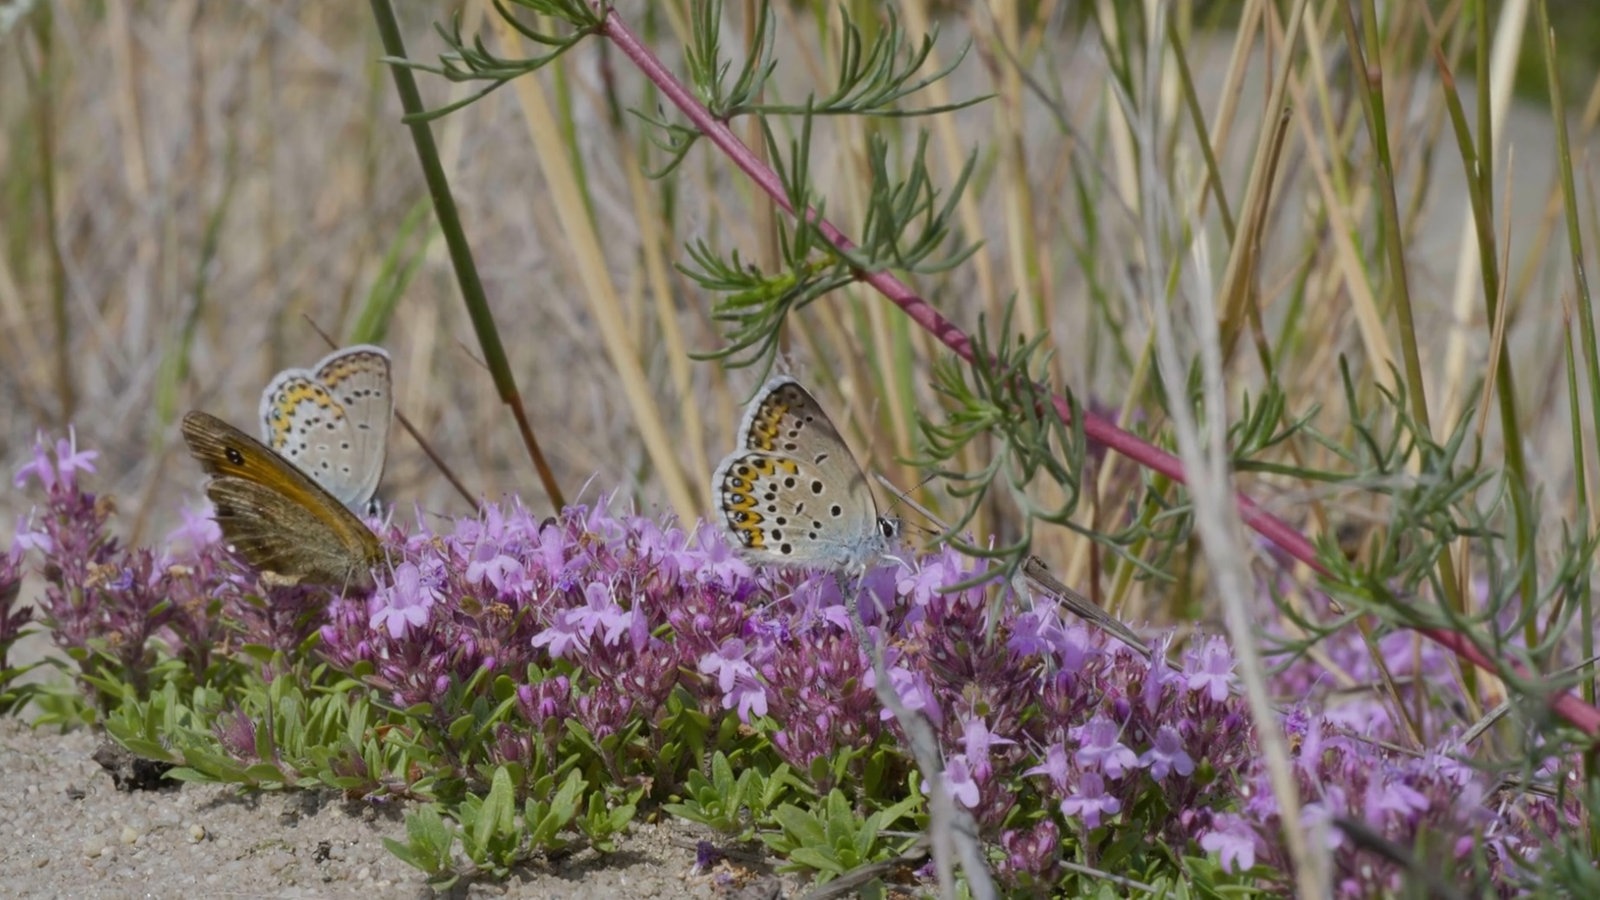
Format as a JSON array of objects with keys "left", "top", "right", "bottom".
[{"left": 3, "top": 1, "right": 1599, "bottom": 627}]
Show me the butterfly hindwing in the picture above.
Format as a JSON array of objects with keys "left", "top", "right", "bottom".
[
  {"left": 258, "top": 345, "right": 391, "bottom": 510},
  {"left": 181, "top": 410, "right": 381, "bottom": 587}
]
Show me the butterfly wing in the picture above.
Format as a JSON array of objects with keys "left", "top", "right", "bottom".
[
  {"left": 182, "top": 411, "right": 382, "bottom": 587},
  {"left": 313, "top": 345, "right": 392, "bottom": 505},
  {"left": 715, "top": 377, "right": 896, "bottom": 569},
  {"left": 205, "top": 476, "right": 380, "bottom": 588},
  {"left": 737, "top": 377, "right": 850, "bottom": 452},
  {"left": 258, "top": 345, "right": 392, "bottom": 510}
]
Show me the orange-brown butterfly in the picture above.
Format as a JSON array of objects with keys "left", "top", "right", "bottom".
[{"left": 180, "top": 411, "right": 385, "bottom": 589}]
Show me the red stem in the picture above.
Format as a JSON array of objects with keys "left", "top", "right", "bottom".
[{"left": 596, "top": 11, "right": 1600, "bottom": 735}]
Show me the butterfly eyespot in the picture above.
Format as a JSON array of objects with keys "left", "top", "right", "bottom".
[
  {"left": 775, "top": 516, "right": 787, "bottom": 525},
  {"left": 779, "top": 542, "right": 793, "bottom": 555},
  {"left": 225, "top": 447, "right": 245, "bottom": 465},
  {"left": 829, "top": 504, "right": 843, "bottom": 518},
  {"left": 770, "top": 529, "right": 782, "bottom": 540},
  {"left": 810, "top": 480, "right": 824, "bottom": 495},
  {"left": 782, "top": 476, "right": 796, "bottom": 488}
]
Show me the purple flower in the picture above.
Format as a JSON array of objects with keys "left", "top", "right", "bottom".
[
  {"left": 532, "top": 607, "right": 585, "bottom": 658},
  {"left": 1140, "top": 637, "right": 1178, "bottom": 713},
  {"left": 1000, "top": 819, "right": 1060, "bottom": 879},
  {"left": 693, "top": 523, "right": 753, "bottom": 587},
  {"left": 872, "top": 663, "right": 943, "bottom": 728},
  {"left": 1184, "top": 636, "right": 1236, "bottom": 702},
  {"left": 634, "top": 518, "right": 695, "bottom": 583},
  {"left": 1300, "top": 785, "right": 1349, "bottom": 850},
  {"left": 1071, "top": 715, "right": 1138, "bottom": 779},
  {"left": 1007, "top": 607, "right": 1091, "bottom": 674},
  {"left": 11, "top": 514, "right": 52, "bottom": 554},
  {"left": 369, "top": 562, "right": 437, "bottom": 639},
  {"left": 896, "top": 557, "right": 950, "bottom": 609},
  {"left": 1139, "top": 725, "right": 1194, "bottom": 780},
  {"left": 1365, "top": 776, "right": 1429, "bottom": 823},
  {"left": 699, "top": 638, "right": 758, "bottom": 693},
  {"left": 466, "top": 548, "right": 526, "bottom": 595},
  {"left": 725, "top": 674, "right": 769, "bottom": 721},
  {"left": 162, "top": 501, "right": 222, "bottom": 565},
  {"left": 13, "top": 428, "right": 98, "bottom": 493},
  {"left": 1200, "top": 813, "right": 1258, "bottom": 872},
  {"left": 535, "top": 582, "right": 634, "bottom": 658},
  {"left": 924, "top": 754, "right": 980, "bottom": 809},
  {"left": 958, "top": 716, "right": 1014, "bottom": 783},
  {"left": 572, "top": 582, "right": 634, "bottom": 646},
  {"left": 1024, "top": 743, "right": 1072, "bottom": 791},
  {"left": 1058, "top": 772, "right": 1120, "bottom": 829}
]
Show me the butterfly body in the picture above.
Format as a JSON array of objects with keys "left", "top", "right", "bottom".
[{"left": 712, "top": 377, "right": 898, "bottom": 572}]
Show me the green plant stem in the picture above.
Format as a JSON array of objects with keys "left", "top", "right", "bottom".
[
  {"left": 24, "top": 8, "right": 73, "bottom": 424},
  {"left": 1537, "top": 0, "right": 1600, "bottom": 863},
  {"left": 1341, "top": 2, "right": 1473, "bottom": 668},
  {"left": 367, "top": 0, "right": 566, "bottom": 510}
]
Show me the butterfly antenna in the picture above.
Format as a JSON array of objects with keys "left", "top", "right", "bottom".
[{"left": 870, "top": 472, "right": 946, "bottom": 548}]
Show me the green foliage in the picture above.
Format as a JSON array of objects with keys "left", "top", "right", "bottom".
[
  {"left": 0, "top": 659, "right": 39, "bottom": 718},
  {"left": 101, "top": 672, "right": 411, "bottom": 794},
  {"left": 913, "top": 300, "right": 1090, "bottom": 583},
  {"left": 760, "top": 789, "right": 920, "bottom": 882},
  {"left": 684, "top": 115, "right": 978, "bottom": 373},
  {"left": 661, "top": 749, "right": 806, "bottom": 838}
]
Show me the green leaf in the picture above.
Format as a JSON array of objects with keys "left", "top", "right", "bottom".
[{"left": 473, "top": 766, "right": 518, "bottom": 851}]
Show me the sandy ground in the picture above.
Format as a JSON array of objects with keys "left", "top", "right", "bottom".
[{"left": 0, "top": 718, "right": 803, "bottom": 898}]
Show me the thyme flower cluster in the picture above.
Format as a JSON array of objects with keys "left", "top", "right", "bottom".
[{"left": 4, "top": 431, "right": 1567, "bottom": 893}]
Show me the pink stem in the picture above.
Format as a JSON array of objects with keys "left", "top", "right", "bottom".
[{"left": 596, "top": 11, "right": 1600, "bottom": 735}]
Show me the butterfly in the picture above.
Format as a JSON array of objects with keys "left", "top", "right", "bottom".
[
  {"left": 711, "top": 376, "right": 899, "bottom": 572},
  {"left": 258, "top": 345, "right": 392, "bottom": 514},
  {"left": 181, "top": 410, "right": 386, "bottom": 589}
]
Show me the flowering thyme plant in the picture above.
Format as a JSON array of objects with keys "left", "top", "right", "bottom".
[{"left": 3, "top": 431, "right": 1576, "bottom": 893}]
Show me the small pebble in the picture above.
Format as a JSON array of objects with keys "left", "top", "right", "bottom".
[
  {"left": 187, "top": 824, "right": 207, "bottom": 843},
  {"left": 33, "top": 855, "right": 48, "bottom": 869},
  {"left": 121, "top": 826, "right": 139, "bottom": 845},
  {"left": 355, "top": 866, "right": 371, "bottom": 882},
  {"left": 82, "top": 838, "right": 105, "bottom": 859}
]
